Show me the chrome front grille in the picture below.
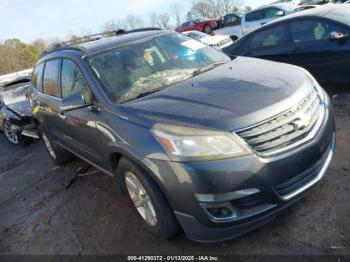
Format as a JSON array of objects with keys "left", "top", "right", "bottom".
[{"left": 236, "top": 89, "right": 324, "bottom": 156}]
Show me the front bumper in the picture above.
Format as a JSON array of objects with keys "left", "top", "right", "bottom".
[
  {"left": 175, "top": 133, "right": 335, "bottom": 242},
  {"left": 145, "top": 100, "right": 335, "bottom": 243}
]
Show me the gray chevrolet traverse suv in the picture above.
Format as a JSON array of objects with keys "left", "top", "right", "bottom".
[{"left": 29, "top": 29, "right": 335, "bottom": 242}]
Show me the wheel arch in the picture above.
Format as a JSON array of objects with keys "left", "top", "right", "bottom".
[{"left": 109, "top": 148, "right": 177, "bottom": 210}]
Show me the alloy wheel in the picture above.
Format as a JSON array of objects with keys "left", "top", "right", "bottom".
[
  {"left": 125, "top": 171, "right": 158, "bottom": 226},
  {"left": 4, "top": 121, "right": 20, "bottom": 144}
]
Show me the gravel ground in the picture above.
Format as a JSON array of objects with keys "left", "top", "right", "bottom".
[{"left": 0, "top": 90, "right": 349, "bottom": 256}]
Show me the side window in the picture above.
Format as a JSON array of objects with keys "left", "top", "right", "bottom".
[
  {"left": 31, "top": 63, "right": 44, "bottom": 91},
  {"left": 290, "top": 19, "right": 344, "bottom": 43},
  {"left": 61, "top": 59, "right": 88, "bottom": 98},
  {"left": 264, "top": 8, "right": 282, "bottom": 19},
  {"left": 245, "top": 10, "right": 264, "bottom": 22},
  {"left": 250, "top": 25, "right": 286, "bottom": 49},
  {"left": 43, "top": 59, "right": 61, "bottom": 97},
  {"left": 224, "top": 15, "right": 237, "bottom": 23}
]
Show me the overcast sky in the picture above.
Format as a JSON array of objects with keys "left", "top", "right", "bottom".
[{"left": 0, "top": 0, "right": 272, "bottom": 43}]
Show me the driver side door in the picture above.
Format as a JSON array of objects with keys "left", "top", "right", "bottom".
[{"left": 286, "top": 18, "right": 350, "bottom": 84}]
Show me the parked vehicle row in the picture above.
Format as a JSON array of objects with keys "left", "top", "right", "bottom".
[
  {"left": 28, "top": 28, "right": 335, "bottom": 243},
  {"left": 223, "top": 5, "right": 350, "bottom": 85},
  {"left": 215, "top": 3, "right": 317, "bottom": 40}
]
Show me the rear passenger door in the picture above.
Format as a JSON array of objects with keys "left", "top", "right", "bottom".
[{"left": 36, "top": 59, "right": 65, "bottom": 140}]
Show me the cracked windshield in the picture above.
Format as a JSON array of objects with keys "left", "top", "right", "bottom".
[{"left": 89, "top": 33, "right": 230, "bottom": 103}]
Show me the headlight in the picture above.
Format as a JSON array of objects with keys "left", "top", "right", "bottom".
[{"left": 152, "top": 123, "right": 252, "bottom": 162}]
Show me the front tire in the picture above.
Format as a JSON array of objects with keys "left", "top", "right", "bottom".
[
  {"left": 42, "top": 132, "right": 74, "bottom": 165},
  {"left": 118, "top": 158, "right": 180, "bottom": 239}
]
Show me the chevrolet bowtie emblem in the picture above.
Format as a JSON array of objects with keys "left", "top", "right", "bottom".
[{"left": 292, "top": 112, "right": 312, "bottom": 131}]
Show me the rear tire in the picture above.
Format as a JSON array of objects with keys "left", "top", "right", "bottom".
[
  {"left": 3, "top": 120, "right": 32, "bottom": 145},
  {"left": 204, "top": 25, "right": 212, "bottom": 34},
  {"left": 42, "top": 132, "right": 74, "bottom": 165},
  {"left": 117, "top": 157, "right": 180, "bottom": 239}
]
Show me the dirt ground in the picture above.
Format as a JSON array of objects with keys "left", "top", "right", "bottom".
[{"left": 0, "top": 90, "right": 349, "bottom": 256}]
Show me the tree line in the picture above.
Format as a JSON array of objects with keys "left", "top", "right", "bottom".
[{"left": 0, "top": 0, "right": 251, "bottom": 75}]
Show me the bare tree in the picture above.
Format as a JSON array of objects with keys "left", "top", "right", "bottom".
[
  {"left": 158, "top": 13, "right": 171, "bottom": 28},
  {"left": 149, "top": 13, "right": 171, "bottom": 29},
  {"left": 190, "top": 0, "right": 242, "bottom": 18},
  {"left": 125, "top": 14, "right": 144, "bottom": 30},
  {"left": 149, "top": 13, "right": 159, "bottom": 27},
  {"left": 101, "top": 19, "right": 126, "bottom": 36},
  {"left": 169, "top": 2, "right": 184, "bottom": 26},
  {"left": 243, "top": 6, "right": 252, "bottom": 12}
]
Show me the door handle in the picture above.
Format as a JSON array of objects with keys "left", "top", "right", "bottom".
[
  {"left": 290, "top": 46, "right": 304, "bottom": 53},
  {"left": 261, "top": 22, "right": 266, "bottom": 26},
  {"left": 58, "top": 113, "right": 67, "bottom": 120}
]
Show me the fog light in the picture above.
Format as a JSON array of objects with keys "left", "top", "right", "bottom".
[
  {"left": 207, "top": 207, "right": 233, "bottom": 218},
  {"left": 201, "top": 202, "right": 238, "bottom": 221}
]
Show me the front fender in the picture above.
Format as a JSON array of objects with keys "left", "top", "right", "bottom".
[{"left": 1, "top": 107, "right": 21, "bottom": 122}]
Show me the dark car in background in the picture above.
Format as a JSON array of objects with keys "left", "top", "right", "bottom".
[
  {"left": 223, "top": 5, "right": 350, "bottom": 85},
  {"left": 30, "top": 29, "right": 335, "bottom": 242},
  {"left": 175, "top": 18, "right": 219, "bottom": 34},
  {"left": 217, "top": 13, "right": 243, "bottom": 28},
  {"left": 0, "top": 77, "right": 37, "bottom": 144}
]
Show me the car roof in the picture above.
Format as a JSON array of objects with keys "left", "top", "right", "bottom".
[
  {"left": 249, "top": 3, "right": 297, "bottom": 12},
  {"left": 256, "top": 4, "right": 340, "bottom": 27},
  {"left": 40, "top": 30, "right": 169, "bottom": 60}
]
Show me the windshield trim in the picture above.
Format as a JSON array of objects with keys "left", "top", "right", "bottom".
[{"left": 87, "top": 32, "right": 171, "bottom": 57}]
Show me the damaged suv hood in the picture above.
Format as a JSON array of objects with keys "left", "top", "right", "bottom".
[{"left": 123, "top": 57, "right": 314, "bottom": 131}]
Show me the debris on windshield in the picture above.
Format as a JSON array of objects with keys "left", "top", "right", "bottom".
[{"left": 119, "top": 69, "right": 195, "bottom": 103}]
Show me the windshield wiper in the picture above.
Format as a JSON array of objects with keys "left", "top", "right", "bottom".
[
  {"left": 120, "top": 87, "right": 165, "bottom": 103},
  {"left": 192, "top": 61, "right": 227, "bottom": 76}
]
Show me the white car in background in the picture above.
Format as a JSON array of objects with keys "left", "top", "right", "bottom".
[
  {"left": 242, "top": 3, "right": 298, "bottom": 33},
  {"left": 215, "top": 3, "right": 299, "bottom": 41},
  {"left": 183, "top": 31, "right": 234, "bottom": 49}
]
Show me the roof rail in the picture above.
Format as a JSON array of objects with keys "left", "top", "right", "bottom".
[
  {"left": 41, "top": 27, "right": 164, "bottom": 57},
  {"left": 58, "top": 31, "right": 118, "bottom": 47},
  {"left": 59, "top": 27, "right": 162, "bottom": 47},
  {"left": 127, "top": 27, "right": 163, "bottom": 33}
]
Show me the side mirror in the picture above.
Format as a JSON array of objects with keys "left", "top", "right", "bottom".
[
  {"left": 276, "top": 10, "right": 285, "bottom": 17},
  {"left": 329, "top": 31, "right": 349, "bottom": 42},
  {"left": 60, "top": 90, "right": 93, "bottom": 112}
]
